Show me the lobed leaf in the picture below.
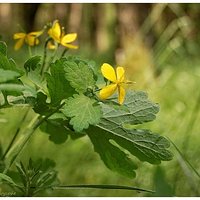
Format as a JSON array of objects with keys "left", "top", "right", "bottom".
[
  {"left": 40, "top": 119, "right": 70, "bottom": 144},
  {"left": 102, "top": 91, "right": 159, "bottom": 127},
  {"left": 64, "top": 60, "right": 96, "bottom": 93},
  {"left": 33, "top": 92, "right": 51, "bottom": 115},
  {"left": 0, "top": 45, "right": 23, "bottom": 74},
  {"left": 46, "top": 59, "right": 75, "bottom": 106},
  {"left": 87, "top": 91, "right": 173, "bottom": 178},
  {"left": 87, "top": 127, "right": 138, "bottom": 178},
  {"left": 24, "top": 55, "right": 41, "bottom": 72},
  {"left": 62, "top": 94, "right": 102, "bottom": 132}
]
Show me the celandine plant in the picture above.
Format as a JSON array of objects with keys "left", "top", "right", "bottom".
[{"left": 0, "top": 20, "right": 173, "bottom": 196}]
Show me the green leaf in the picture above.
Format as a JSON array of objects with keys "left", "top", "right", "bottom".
[
  {"left": 33, "top": 92, "right": 51, "bottom": 115},
  {"left": 24, "top": 55, "right": 41, "bottom": 72},
  {"left": 0, "top": 46, "right": 23, "bottom": 75},
  {"left": 0, "top": 41, "right": 7, "bottom": 56},
  {"left": 62, "top": 94, "right": 102, "bottom": 132},
  {"left": 87, "top": 128, "right": 137, "bottom": 178},
  {"left": 0, "top": 49, "right": 23, "bottom": 99},
  {"left": 0, "top": 69, "right": 20, "bottom": 83},
  {"left": 86, "top": 91, "right": 173, "bottom": 178},
  {"left": 64, "top": 60, "right": 96, "bottom": 93},
  {"left": 46, "top": 59, "right": 75, "bottom": 106},
  {"left": 0, "top": 173, "right": 17, "bottom": 186},
  {"left": 104, "top": 91, "right": 159, "bottom": 126},
  {"left": 40, "top": 119, "right": 70, "bottom": 144},
  {"left": 0, "top": 84, "right": 25, "bottom": 92}
]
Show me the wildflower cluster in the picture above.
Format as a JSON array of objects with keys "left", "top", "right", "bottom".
[
  {"left": 0, "top": 19, "right": 172, "bottom": 195},
  {"left": 13, "top": 20, "right": 133, "bottom": 105},
  {"left": 13, "top": 20, "right": 78, "bottom": 51}
]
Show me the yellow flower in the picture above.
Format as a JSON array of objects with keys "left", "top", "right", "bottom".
[
  {"left": 13, "top": 31, "right": 43, "bottom": 50},
  {"left": 47, "top": 20, "right": 78, "bottom": 49},
  {"left": 99, "top": 63, "right": 129, "bottom": 105}
]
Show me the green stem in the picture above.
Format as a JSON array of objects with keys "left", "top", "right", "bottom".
[
  {"left": 41, "top": 37, "right": 51, "bottom": 76},
  {"left": 41, "top": 43, "right": 58, "bottom": 81},
  {"left": 28, "top": 46, "right": 32, "bottom": 57},
  {"left": 52, "top": 184, "right": 155, "bottom": 193},
  {"left": 60, "top": 48, "right": 68, "bottom": 58},
  {"left": 3, "top": 103, "right": 65, "bottom": 174},
  {"left": 1, "top": 108, "right": 30, "bottom": 161}
]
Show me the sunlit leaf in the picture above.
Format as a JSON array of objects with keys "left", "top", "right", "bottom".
[
  {"left": 62, "top": 94, "right": 102, "bottom": 132},
  {"left": 64, "top": 60, "right": 96, "bottom": 93}
]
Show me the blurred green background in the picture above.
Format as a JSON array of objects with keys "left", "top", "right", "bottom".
[{"left": 1, "top": 3, "right": 200, "bottom": 196}]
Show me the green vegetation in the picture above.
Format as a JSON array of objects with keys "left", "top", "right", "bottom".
[{"left": 0, "top": 3, "right": 200, "bottom": 197}]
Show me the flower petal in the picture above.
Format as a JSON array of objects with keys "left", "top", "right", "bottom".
[
  {"left": 14, "top": 38, "right": 25, "bottom": 50},
  {"left": 99, "top": 83, "right": 117, "bottom": 100},
  {"left": 25, "top": 35, "right": 39, "bottom": 46},
  {"left": 29, "top": 30, "right": 43, "bottom": 37},
  {"left": 118, "top": 85, "right": 125, "bottom": 105},
  {"left": 47, "top": 41, "right": 57, "bottom": 50},
  {"left": 116, "top": 66, "right": 125, "bottom": 82},
  {"left": 61, "top": 43, "right": 78, "bottom": 49},
  {"left": 101, "top": 63, "right": 117, "bottom": 82},
  {"left": 48, "top": 20, "right": 61, "bottom": 43},
  {"left": 61, "top": 33, "right": 77, "bottom": 44},
  {"left": 13, "top": 33, "right": 26, "bottom": 40}
]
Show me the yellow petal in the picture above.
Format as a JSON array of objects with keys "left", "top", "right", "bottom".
[
  {"left": 28, "top": 30, "right": 43, "bottom": 37},
  {"left": 61, "top": 33, "right": 77, "bottom": 44},
  {"left": 14, "top": 38, "right": 25, "bottom": 50},
  {"left": 118, "top": 85, "right": 125, "bottom": 105},
  {"left": 61, "top": 43, "right": 78, "bottom": 49},
  {"left": 99, "top": 83, "right": 117, "bottom": 100},
  {"left": 13, "top": 33, "right": 26, "bottom": 40},
  {"left": 48, "top": 20, "right": 61, "bottom": 43},
  {"left": 25, "top": 35, "right": 39, "bottom": 46},
  {"left": 47, "top": 41, "right": 57, "bottom": 50},
  {"left": 101, "top": 63, "right": 117, "bottom": 82},
  {"left": 116, "top": 66, "right": 125, "bottom": 82}
]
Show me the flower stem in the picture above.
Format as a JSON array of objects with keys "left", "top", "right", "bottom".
[
  {"left": 28, "top": 46, "right": 32, "bottom": 57},
  {"left": 40, "top": 37, "right": 51, "bottom": 76},
  {"left": 60, "top": 48, "right": 68, "bottom": 58}
]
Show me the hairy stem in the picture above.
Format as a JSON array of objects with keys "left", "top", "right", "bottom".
[{"left": 40, "top": 37, "right": 51, "bottom": 76}]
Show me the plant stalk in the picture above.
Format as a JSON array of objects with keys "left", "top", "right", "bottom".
[
  {"left": 40, "top": 37, "right": 51, "bottom": 76},
  {"left": 1, "top": 108, "right": 30, "bottom": 161},
  {"left": 3, "top": 103, "right": 65, "bottom": 174}
]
